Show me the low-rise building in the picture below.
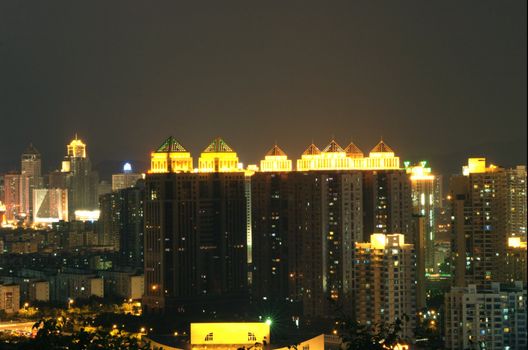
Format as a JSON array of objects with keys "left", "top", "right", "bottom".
[{"left": 0, "top": 284, "right": 20, "bottom": 314}]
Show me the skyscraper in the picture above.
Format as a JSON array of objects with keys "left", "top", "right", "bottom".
[
  {"left": 252, "top": 141, "right": 365, "bottom": 316},
  {"left": 449, "top": 158, "right": 527, "bottom": 287},
  {"left": 61, "top": 136, "right": 99, "bottom": 217},
  {"left": 405, "top": 161, "right": 441, "bottom": 272},
  {"left": 20, "top": 144, "right": 43, "bottom": 220},
  {"left": 362, "top": 169, "right": 413, "bottom": 242},
  {"left": 99, "top": 182, "right": 145, "bottom": 268},
  {"left": 143, "top": 137, "right": 248, "bottom": 313}
]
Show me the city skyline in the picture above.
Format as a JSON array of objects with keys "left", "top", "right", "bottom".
[
  {"left": 0, "top": 2, "right": 525, "bottom": 349},
  {"left": 0, "top": 134, "right": 525, "bottom": 178}
]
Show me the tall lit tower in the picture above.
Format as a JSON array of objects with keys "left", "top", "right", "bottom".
[
  {"left": 61, "top": 135, "right": 99, "bottom": 216},
  {"left": 405, "top": 161, "right": 440, "bottom": 272}
]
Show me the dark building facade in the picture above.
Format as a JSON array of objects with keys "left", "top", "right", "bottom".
[
  {"left": 251, "top": 170, "right": 363, "bottom": 317},
  {"left": 98, "top": 182, "right": 144, "bottom": 268},
  {"left": 143, "top": 172, "right": 248, "bottom": 313}
]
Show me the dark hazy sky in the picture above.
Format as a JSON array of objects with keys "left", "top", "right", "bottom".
[{"left": 1, "top": 1, "right": 526, "bottom": 176}]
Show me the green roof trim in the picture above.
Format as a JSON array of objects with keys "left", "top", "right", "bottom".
[
  {"left": 156, "top": 136, "right": 187, "bottom": 153},
  {"left": 203, "top": 137, "right": 234, "bottom": 153}
]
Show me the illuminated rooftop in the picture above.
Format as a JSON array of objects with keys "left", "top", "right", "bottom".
[
  {"left": 405, "top": 161, "right": 435, "bottom": 181},
  {"left": 370, "top": 139, "right": 394, "bottom": 153},
  {"left": 67, "top": 135, "right": 87, "bottom": 158},
  {"left": 149, "top": 136, "right": 193, "bottom": 173},
  {"left": 462, "top": 158, "right": 500, "bottom": 176},
  {"left": 266, "top": 144, "right": 287, "bottom": 157},
  {"left": 156, "top": 136, "right": 187, "bottom": 153},
  {"left": 261, "top": 144, "right": 292, "bottom": 172},
  {"left": 203, "top": 137, "right": 234, "bottom": 153},
  {"left": 344, "top": 141, "right": 364, "bottom": 158},
  {"left": 199, "top": 137, "right": 240, "bottom": 172},
  {"left": 303, "top": 143, "right": 321, "bottom": 155},
  {"left": 23, "top": 143, "right": 40, "bottom": 156},
  {"left": 322, "top": 140, "right": 345, "bottom": 153},
  {"left": 297, "top": 139, "right": 400, "bottom": 171}
]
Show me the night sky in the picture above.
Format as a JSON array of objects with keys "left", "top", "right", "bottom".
[{"left": 1, "top": 1, "right": 526, "bottom": 177}]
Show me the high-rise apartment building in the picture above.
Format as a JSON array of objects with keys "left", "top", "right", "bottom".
[
  {"left": 251, "top": 139, "right": 412, "bottom": 317},
  {"left": 143, "top": 137, "right": 248, "bottom": 313},
  {"left": 450, "top": 158, "right": 527, "bottom": 287},
  {"left": 444, "top": 282, "right": 527, "bottom": 350},
  {"left": 362, "top": 169, "right": 413, "bottom": 241},
  {"left": 352, "top": 233, "right": 417, "bottom": 339},
  {"left": 252, "top": 168, "right": 363, "bottom": 316}
]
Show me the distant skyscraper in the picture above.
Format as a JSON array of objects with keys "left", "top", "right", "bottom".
[
  {"left": 21, "top": 143, "right": 42, "bottom": 179},
  {"left": 405, "top": 161, "right": 441, "bottom": 272},
  {"left": 449, "top": 158, "right": 527, "bottom": 287},
  {"left": 61, "top": 136, "right": 99, "bottom": 217},
  {"left": 143, "top": 137, "right": 248, "bottom": 313},
  {"left": 20, "top": 144, "right": 43, "bottom": 220},
  {"left": 353, "top": 233, "right": 417, "bottom": 339},
  {"left": 112, "top": 163, "right": 143, "bottom": 192},
  {"left": 99, "top": 181, "right": 145, "bottom": 268},
  {"left": 3, "top": 174, "right": 22, "bottom": 222}
]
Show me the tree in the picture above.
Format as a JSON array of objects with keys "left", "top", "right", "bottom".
[
  {"left": 330, "top": 298, "right": 408, "bottom": 350},
  {"left": 28, "top": 317, "right": 152, "bottom": 350}
]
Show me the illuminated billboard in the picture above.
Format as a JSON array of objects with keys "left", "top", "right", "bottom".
[{"left": 190, "top": 322, "right": 270, "bottom": 346}]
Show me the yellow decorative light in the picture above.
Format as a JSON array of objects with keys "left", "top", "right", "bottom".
[
  {"left": 149, "top": 136, "right": 193, "bottom": 173},
  {"left": 406, "top": 162, "right": 435, "bottom": 181},
  {"left": 296, "top": 139, "right": 400, "bottom": 171},
  {"left": 67, "top": 135, "right": 87, "bottom": 158},
  {"left": 260, "top": 145, "right": 292, "bottom": 172},
  {"left": 198, "top": 137, "right": 241, "bottom": 173}
]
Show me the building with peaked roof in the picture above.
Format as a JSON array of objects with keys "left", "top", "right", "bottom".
[
  {"left": 297, "top": 140, "right": 351, "bottom": 171},
  {"left": 149, "top": 136, "right": 193, "bottom": 173},
  {"left": 259, "top": 145, "right": 292, "bottom": 172},
  {"left": 344, "top": 141, "right": 364, "bottom": 158},
  {"left": 296, "top": 139, "right": 400, "bottom": 171},
  {"left": 363, "top": 139, "right": 400, "bottom": 169},
  {"left": 198, "top": 137, "right": 240, "bottom": 172}
]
